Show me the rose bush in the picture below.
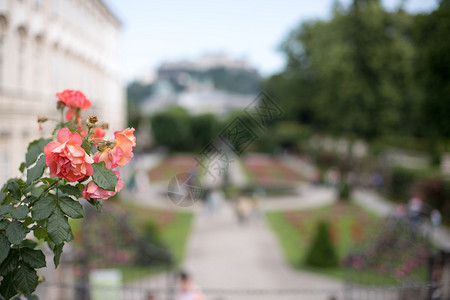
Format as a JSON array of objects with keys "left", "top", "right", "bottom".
[{"left": 0, "top": 90, "right": 135, "bottom": 299}]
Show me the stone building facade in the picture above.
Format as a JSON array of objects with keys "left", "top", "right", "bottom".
[{"left": 0, "top": 0, "right": 125, "bottom": 183}]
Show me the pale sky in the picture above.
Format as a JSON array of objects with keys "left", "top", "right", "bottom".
[{"left": 103, "top": 0, "right": 439, "bottom": 82}]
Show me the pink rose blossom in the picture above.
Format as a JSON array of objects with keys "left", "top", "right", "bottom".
[
  {"left": 93, "top": 128, "right": 136, "bottom": 169},
  {"left": 56, "top": 90, "right": 91, "bottom": 121},
  {"left": 44, "top": 128, "right": 94, "bottom": 182},
  {"left": 92, "top": 127, "right": 106, "bottom": 139},
  {"left": 81, "top": 171, "right": 124, "bottom": 200}
]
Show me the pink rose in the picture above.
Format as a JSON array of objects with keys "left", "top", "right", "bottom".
[
  {"left": 93, "top": 128, "right": 136, "bottom": 169},
  {"left": 56, "top": 90, "right": 91, "bottom": 121},
  {"left": 92, "top": 127, "right": 106, "bottom": 139},
  {"left": 44, "top": 128, "right": 94, "bottom": 182},
  {"left": 81, "top": 171, "right": 124, "bottom": 200}
]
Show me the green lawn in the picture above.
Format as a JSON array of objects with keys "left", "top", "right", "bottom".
[
  {"left": 120, "top": 211, "right": 193, "bottom": 283},
  {"left": 160, "top": 211, "right": 193, "bottom": 267},
  {"left": 266, "top": 202, "right": 380, "bottom": 280}
]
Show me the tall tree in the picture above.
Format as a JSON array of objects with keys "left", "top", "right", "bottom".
[
  {"left": 414, "top": 0, "right": 450, "bottom": 139},
  {"left": 266, "top": 0, "right": 419, "bottom": 139}
]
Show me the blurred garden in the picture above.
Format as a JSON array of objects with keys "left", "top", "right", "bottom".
[
  {"left": 1, "top": 0, "right": 449, "bottom": 299},
  {"left": 51, "top": 0, "right": 450, "bottom": 298},
  {"left": 117, "top": 1, "right": 450, "bottom": 296}
]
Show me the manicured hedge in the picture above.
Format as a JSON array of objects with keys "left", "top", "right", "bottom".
[{"left": 304, "top": 221, "right": 339, "bottom": 268}]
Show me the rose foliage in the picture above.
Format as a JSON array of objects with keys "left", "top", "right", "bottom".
[{"left": 0, "top": 90, "right": 135, "bottom": 299}]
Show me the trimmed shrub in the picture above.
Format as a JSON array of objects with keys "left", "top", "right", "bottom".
[
  {"left": 304, "top": 221, "right": 339, "bottom": 268},
  {"left": 338, "top": 181, "right": 351, "bottom": 201}
]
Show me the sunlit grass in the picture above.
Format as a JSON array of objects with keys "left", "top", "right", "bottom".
[{"left": 160, "top": 211, "right": 193, "bottom": 267}]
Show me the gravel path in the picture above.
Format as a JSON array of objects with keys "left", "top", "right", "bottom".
[{"left": 182, "top": 203, "right": 343, "bottom": 300}]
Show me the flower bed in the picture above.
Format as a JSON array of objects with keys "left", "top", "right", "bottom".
[
  {"left": 148, "top": 155, "right": 198, "bottom": 182},
  {"left": 243, "top": 155, "right": 303, "bottom": 186}
]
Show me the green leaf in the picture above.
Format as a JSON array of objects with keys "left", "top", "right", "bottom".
[
  {"left": 0, "top": 272, "right": 18, "bottom": 300},
  {"left": 7, "top": 181, "right": 21, "bottom": 201},
  {"left": 95, "top": 199, "right": 103, "bottom": 213},
  {"left": 0, "top": 234, "right": 11, "bottom": 265},
  {"left": 14, "top": 263, "right": 38, "bottom": 295},
  {"left": 25, "top": 138, "right": 51, "bottom": 167},
  {"left": 47, "top": 208, "right": 70, "bottom": 245},
  {"left": 3, "top": 195, "right": 18, "bottom": 205},
  {"left": 40, "top": 177, "right": 58, "bottom": 185},
  {"left": 0, "top": 205, "right": 13, "bottom": 217},
  {"left": 16, "top": 179, "right": 26, "bottom": 189},
  {"left": 22, "top": 185, "right": 33, "bottom": 196},
  {"left": 92, "top": 162, "right": 118, "bottom": 191},
  {"left": 66, "top": 229, "right": 73, "bottom": 242},
  {"left": 11, "top": 205, "right": 29, "bottom": 220},
  {"left": 31, "top": 196, "right": 56, "bottom": 221},
  {"left": 33, "top": 227, "right": 47, "bottom": 240},
  {"left": 6, "top": 195, "right": 16, "bottom": 205},
  {"left": 26, "top": 155, "right": 46, "bottom": 185},
  {"left": 5, "top": 221, "right": 27, "bottom": 245},
  {"left": 0, "top": 190, "right": 6, "bottom": 204},
  {"left": 59, "top": 197, "right": 83, "bottom": 219},
  {"left": 30, "top": 186, "right": 45, "bottom": 198},
  {"left": 21, "top": 248, "right": 46, "bottom": 269},
  {"left": 0, "top": 219, "right": 10, "bottom": 230},
  {"left": 25, "top": 295, "right": 39, "bottom": 300},
  {"left": 19, "top": 162, "right": 26, "bottom": 173},
  {"left": 59, "top": 184, "right": 82, "bottom": 198},
  {"left": 19, "top": 239, "right": 38, "bottom": 249},
  {"left": 22, "top": 217, "right": 34, "bottom": 227},
  {"left": 47, "top": 241, "right": 55, "bottom": 251},
  {"left": 0, "top": 249, "right": 19, "bottom": 276},
  {"left": 81, "top": 139, "right": 92, "bottom": 155},
  {"left": 22, "top": 196, "right": 37, "bottom": 204},
  {"left": 53, "top": 243, "right": 63, "bottom": 268}
]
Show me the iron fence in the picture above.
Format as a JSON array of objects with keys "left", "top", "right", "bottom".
[{"left": 34, "top": 281, "right": 450, "bottom": 300}]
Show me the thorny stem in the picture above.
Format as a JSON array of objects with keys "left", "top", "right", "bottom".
[
  {"left": 44, "top": 179, "right": 60, "bottom": 193},
  {"left": 40, "top": 178, "right": 61, "bottom": 198},
  {"left": 60, "top": 109, "right": 64, "bottom": 126},
  {"left": 30, "top": 178, "right": 61, "bottom": 205}
]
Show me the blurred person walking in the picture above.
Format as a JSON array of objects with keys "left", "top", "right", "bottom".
[
  {"left": 146, "top": 292, "right": 156, "bottom": 300},
  {"left": 173, "top": 271, "right": 204, "bottom": 300},
  {"left": 236, "top": 196, "right": 251, "bottom": 224},
  {"left": 408, "top": 194, "right": 423, "bottom": 225},
  {"left": 325, "top": 168, "right": 340, "bottom": 187},
  {"left": 210, "top": 188, "right": 225, "bottom": 214},
  {"left": 394, "top": 204, "right": 407, "bottom": 218},
  {"left": 431, "top": 209, "right": 442, "bottom": 229},
  {"left": 250, "top": 191, "right": 262, "bottom": 219}
]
